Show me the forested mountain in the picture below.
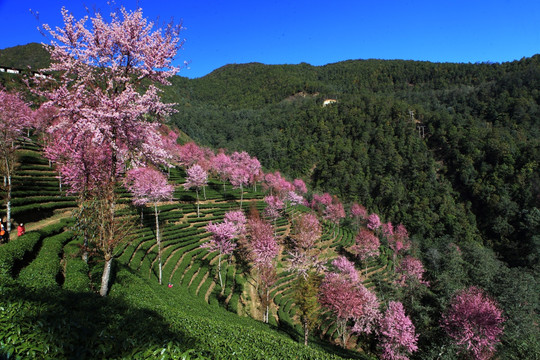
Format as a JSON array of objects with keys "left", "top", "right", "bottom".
[
  {"left": 167, "top": 56, "right": 540, "bottom": 269},
  {"left": 1, "top": 43, "right": 539, "bottom": 358}
]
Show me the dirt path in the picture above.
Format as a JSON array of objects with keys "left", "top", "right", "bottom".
[{"left": 11, "top": 209, "right": 74, "bottom": 241}]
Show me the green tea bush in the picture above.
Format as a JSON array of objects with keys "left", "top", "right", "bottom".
[{"left": 18, "top": 231, "right": 73, "bottom": 288}]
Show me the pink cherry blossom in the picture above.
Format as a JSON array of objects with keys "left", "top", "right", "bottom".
[
  {"left": 395, "top": 256, "right": 429, "bottom": 287},
  {"left": 351, "top": 229, "right": 380, "bottom": 263},
  {"left": 378, "top": 301, "right": 419, "bottom": 360},
  {"left": 293, "top": 178, "right": 308, "bottom": 194},
  {"left": 441, "top": 287, "right": 504, "bottom": 360},
  {"left": 367, "top": 213, "right": 382, "bottom": 230},
  {"left": 332, "top": 256, "right": 359, "bottom": 283},
  {"left": 125, "top": 167, "right": 174, "bottom": 206}
]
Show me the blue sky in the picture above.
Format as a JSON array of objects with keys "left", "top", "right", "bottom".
[{"left": 0, "top": 0, "right": 539, "bottom": 78}]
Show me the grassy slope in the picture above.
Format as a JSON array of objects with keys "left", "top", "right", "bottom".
[{"left": 0, "top": 146, "right": 375, "bottom": 360}]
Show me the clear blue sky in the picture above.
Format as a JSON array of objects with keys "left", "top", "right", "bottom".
[{"left": 0, "top": 0, "right": 539, "bottom": 78}]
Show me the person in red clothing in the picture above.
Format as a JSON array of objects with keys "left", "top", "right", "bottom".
[{"left": 17, "top": 223, "right": 25, "bottom": 237}]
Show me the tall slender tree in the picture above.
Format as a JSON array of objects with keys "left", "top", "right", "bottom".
[
  {"left": 38, "top": 6, "right": 182, "bottom": 296},
  {"left": 203, "top": 220, "right": 238, "bottom": 289},
  {"left": 248, "top": 215, "right": 279, "bottom": 323},
  {"left": 124, "top": 167, "right": 174, "bottom": 284},
  {"left": 0, "top": 90, "right": 33, "bottom": 235},
  {"left": 183, "top": 164, "right": 208, "bottom": 217}
]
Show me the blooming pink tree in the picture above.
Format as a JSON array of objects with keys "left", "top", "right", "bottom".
[
  {"left": 367, "top": 213, "right": 382, "bottom": 230},
  {"left": 350, "top": 202, "right": 367, "bottom": 229},
  {"left": 0, "top": 90, "right": 33, "bottom": 233},
  {"left": 441, "top": 287, "right": 505, "bottom": 360},
  {"left": 293, "top": 178, "right": 308, "bottom": 194},
  {"left": 378, "top": 301, "right": 419, "bottom": 360},
  {"left": 211, "top": 151, "right": 232, "bottom": 193},
  {"left": 224, "top": 210, "right": 247, "bottom": 236},
  {"left": 324, "top": 200, "right": 346, "bottom": 236},
  {"left": 37, "top": 6, "right": 182, "bottom": 296},
  {"left": 292, "top": 213, "right": 322, "bottom": 252},
  {"left": 395, "top": 256, "right": 429, "bottom": 288},
  {"left": 388, "top": 224, "right": 411, "bottom": 262},
  {"left": 332, "top": 256, "right": 359, "bottom": 283},
  {"left": 286, "top": 191, "right": 304, "bottom": 207},
  {"left": 183, "top": 164, "right": 208, "bottom": 217},
  {"left": 246, "top": 156, "right": 262, "bottom": 191},
  {"left": 203, "top": 220, "right": 239, "bottom": 289},
  {"left": 351, "top": 229, "right": 380, "bottom": 273},
  {"left": 248, "top": 216, "right": 279, "bottom": 323},
  {"left": 263, "top": 195, "right": 284, "bottom": 230},
  {"left": 229, "top": 152, "right": 252, "bottom": 207},
  {"left": 319, "top": 271, "right": 380, "bottom": 347},
  {"left": 177, "top": 142, "right": 205, "bottom": 167},
  {"left": 310, "top": 192, "right": 333, "bottom": 214},
  {"left": 124, "top": 167, "right": 174, "bottom": 285}
]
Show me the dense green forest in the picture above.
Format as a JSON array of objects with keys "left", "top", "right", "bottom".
[
  {"left": 1, "top": 43, "right": 539, "bottom": 358},
  {"left": 166, "top": 57, "right": 540, "bottom": 269}
]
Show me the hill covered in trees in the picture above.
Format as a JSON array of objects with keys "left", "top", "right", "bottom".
[
  {"left": 1, "top": 41, "right": 539, "bottom": 359},
  {"left": 167, "top": 56, "right": 540, "bottom": 269}
]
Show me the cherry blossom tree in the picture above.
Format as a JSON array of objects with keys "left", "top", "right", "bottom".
[
  {"left": 324, "top": 200, "right": 346, "bottom": 236},
  {"left": 183, "top": 164, "right": 208, "bottom": 217},
  {"left": 211, "top": 151, "right": 232, "bottom": 193},
  {"left": 246, "top": 156, "right": 262, "bottom": 192},
  {"left": 37, "top": 6, "right": 182, "bottom": 296},
  {"left": 0, "top": 90, "right": 33, "bottom": 234},
  {"left": 332, "top": 256, "right": 359, "bottom": 283},
  {"left": 382, "top": 222, "right": 394, "bottom": 238},
  {"left": 292, "top": 213, "right": 322, "bottom": 252},
  {"left": 229, "top": 152, "right": 251, "bottom": 207},
  {"left": 367, "top": 213, "right": 382, "bottom": 231},
  {"left": 263, "top": 195, "right": 284, "bottom": 231},
  {"left": 248, "top": 216, "right": 279, "bottom": 323},
  {"left": 286, "top": 191, "right": 304, "bottom": 207},
  {"left": 350, "top": 229, "right": 380, "bottom": 273},
  {"left": 177, "top": 142, "right": 205, "bottom": 167},
  {"left": 289, "top": 212, "right": 325, "bottom": 279},
  {"left": 310, "top": 192, "right": 333, "bottom": 214},
  {"left": 223, "top": 210, "right": 247, "bottom": 236},
  {"left": 293, "top": 178, "right": 308, "bottom": 194},
  {"left": 124, "top": 167, "right": 173, "bottom": 285},
  {"left": 319, "top": 271, "right": 380, "bottom": 347},
  {"left": 350, "top": 202, "right": 367, "bottom": 229},
  {"left": 203, "top": 220, "right": 238, "bottom": 289},
  {"left": 395, "top": 256, "right": 429, "bottom": 288},
  {"left": 388, "top": 224, "right": 411, "bottom": 262},
  {"left": 441, "top": 286, "right": 505, "bottom": 360},
  {"left": 378, "top": 301, "right": 419, "bottom": 360}
]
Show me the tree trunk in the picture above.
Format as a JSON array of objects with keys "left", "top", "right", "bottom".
[
  {"left": 155, "top": 203, "right": 162, "bottom": 285},
  {"left": 6, "top": 175, "right": 11, "bottom": 232},
  {"left": 82, "top": 232, "right": 88, "bottom": 263},
  {"left": 100, "top": 254, "right": 113, "bottom": 296},
  {"left": 240, "top": 184, "right": 244, "bottom": 208},
  {"left": 303, "top": 320, "right": 309, "bottom": 346},
  {"left": 196, "top": 189, "right": 200, "bottom": 217},
  {"left": 218, "top": 252, "right": 223, "bottom": 289},
  {"left": 203, "top": 185, "right": 206, "bottom": 200},
  {"left": 265, "top": 288, "right": 270, "bottom": 323},
  {"left": 99, "top": 178, "right": 117, "bottom": 297}
]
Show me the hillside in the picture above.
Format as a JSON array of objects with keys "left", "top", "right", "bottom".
[
  {"left": 167, "top": 56, "right": 540, "bottom": 270},
  {"left": 0, "top": 144, "right": 369, "bottom": 359},
  {"left": 1, "top": 43, "right": 539, "bottom": 359}
]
